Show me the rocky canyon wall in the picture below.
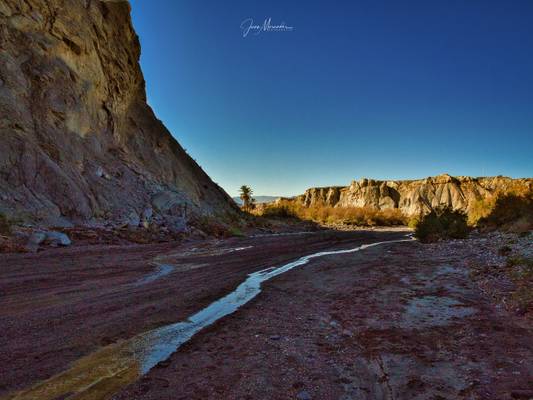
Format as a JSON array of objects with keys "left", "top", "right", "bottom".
[
  {"left": 289, "top": 174, "right": 532, "bottom": 216},
  {"left": 0, "top": 0, "right": 238, "bottom": 229}
]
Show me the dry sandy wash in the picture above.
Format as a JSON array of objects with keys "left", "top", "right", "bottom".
[{"left": 1, "top": 230, "right": 531, "bottom": 400}]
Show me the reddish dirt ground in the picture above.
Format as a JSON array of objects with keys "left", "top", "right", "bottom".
[
  {"left": 111, "top": 238, "right": 532, "bottom": 400},
  {"left": 0, "top": 230, "right": 402, "bottom": 398},
  {"left": 1, "top": 230, "right": 532, "bottom": 399}
]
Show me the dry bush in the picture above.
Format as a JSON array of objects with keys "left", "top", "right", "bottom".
[
  {"left": 469, "top": 184, "right": 532, "bottom": 227},
  {"left": 258, "top": 201, "right": 298, "bottom": 219},
  {"left": 472, "top": 192, "right": 533, "bottom": 232},
  {"left": 255, "top": 201, "right": 407, "bottom": 227},
  {"left": 468, "top": 196, "right": 495, "bottom": 226},
  {"left": 190, "top": 215, "right": 245, "bottom": 238}
]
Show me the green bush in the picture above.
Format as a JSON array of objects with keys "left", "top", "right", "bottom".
[
  {"left": 414, "top": 207, "right": 469, "bottom": 243},
  {"left": 408, "top": 216, "right": 420, "bottom": 229},
  {"left": 228, "top": 226, "right": 245, "bottom": 237}
]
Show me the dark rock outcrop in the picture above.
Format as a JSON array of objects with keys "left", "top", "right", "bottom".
[{"left": 0, "top": 0, "right": 238, "bottom": 228}]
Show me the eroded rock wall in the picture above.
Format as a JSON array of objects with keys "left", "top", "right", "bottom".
[
  {"left": 0, "top": 0, "right": 238, "bottom": 228},
  {"left": 292, "top": 174, "right": 532, "bottom": 216}
]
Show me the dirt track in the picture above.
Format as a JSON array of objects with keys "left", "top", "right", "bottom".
[{"left": 1, "top": 230, "right": 532, "bottom": 399}]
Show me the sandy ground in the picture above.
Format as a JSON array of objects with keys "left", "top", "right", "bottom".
[{"left": 1, "top": 230, "right": 532, "bottom": 399}]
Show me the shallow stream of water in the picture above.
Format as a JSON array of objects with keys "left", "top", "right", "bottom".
[{"left": 7, "top": 238, "right": 412, "bottom": 400}]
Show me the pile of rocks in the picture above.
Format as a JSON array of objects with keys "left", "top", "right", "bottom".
[{"left": 427, "top": 231, "right": 532, "bottom": 317}]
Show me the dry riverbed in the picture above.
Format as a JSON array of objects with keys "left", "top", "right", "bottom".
[{"left": 0, "top": 230, "right": 531, "bottom": 399}]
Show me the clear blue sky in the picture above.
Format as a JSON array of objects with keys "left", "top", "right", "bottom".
[{"left": 129, "top": 0, "right": 533, "bottom": 197}]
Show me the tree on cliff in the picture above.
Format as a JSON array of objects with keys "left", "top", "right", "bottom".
[{"left": 239, "top": 185, "right": 255, "bottom": 211}]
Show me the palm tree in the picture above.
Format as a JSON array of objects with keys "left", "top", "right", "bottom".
[{"left": 239, "top": 185, "right": 254, "bottom": 211}]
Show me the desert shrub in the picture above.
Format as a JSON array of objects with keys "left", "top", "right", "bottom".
[
  {"left": 507, "top": 256, "right": 533, "bottom": 269},
  {"left": 255, "top": 201, "right": 407, "bottom": 226},
  {"left": 332, "top": 207, "right": 406, "bottom": 226},
  {"left": 408, "top": 216, "right": 420, "bottom": 229},
  {"left": 191, "top": 215, "right": 246, "bottom": 238},
  {"left": 468, "top": 196, "right": 495, "bottom": 226},
  {"left": 414, "top": 207, "right": 469, "bottom": 243},
  {"left": 373, "top": 208, "right": 407, "bottom": 226},
  {"left": 469, "top": 180, "right": 533, "bottom": 227},
  {"left": 227, "top": 226, "right": 245, "bottom": 237},
  {"left": 260, "top": 203, "right": 298, "bottom": 219},
  {"left": 0, "top": 213, "right": 12, "bottom": 236},
  {"left": 476, "top": 193, "right": 533, "bottom": 232}
]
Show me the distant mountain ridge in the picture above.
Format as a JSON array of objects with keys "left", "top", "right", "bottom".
[{"left": 279, "top": 174, "right": 532, "bottom": 216}]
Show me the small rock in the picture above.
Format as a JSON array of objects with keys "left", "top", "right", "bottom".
[
  {"left": 28, "top": 231, "right": 46, "bottom": 245},
  {"left": 269, "top": 335, "right": 281, "bottom": 341},
  {"left": 165, "top": 215, "right": 188, "bottom": 234},
  {"left": 142, "top": 207, "right": 153, "bottom": 221},
  {"left": 141, "top": 207, "right": 153, "bottom": 229},
  {"left": 95, "top": 166, "right": 104, "bottom": 178},
  {"left": 45, "top": 231, "right": 71, "bottom": 246},
  {"left": 126, "top": 211, "right": 140, "bottom": 228},
  {"left": 25, "top": 231, "right": 47, "bottom": 252},
  {"left": 296, "top": 390, "right": 311, "bottom": 400},
  {"left": 95, "top": 166, "right": 112, "bottom": 180}
]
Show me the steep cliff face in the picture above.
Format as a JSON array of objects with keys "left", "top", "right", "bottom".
[
  {"left": 292, "top": 174, "right": 532, "bottom": 216},
  {"left": 0, "top": 0, "right": 238, "bottom": 228}
]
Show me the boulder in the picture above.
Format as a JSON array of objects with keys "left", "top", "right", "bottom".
[
  {"left": 45, "top": 231, "right": 71, "bottom": 246},
  {"left": 151, "top": 191, "right": 189, "bottom": 216},
  {"left": 25, "top": 231, "right": 47, "bottom": 252},
  {"left": 28, "top": 231, "right": 46, "bottom": 245},
  {"left": 164, "top": 216, "right": 189, "bottom": 234},
  {"left": 126, "top": 211, "right": 140, "bottom": 229}
]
